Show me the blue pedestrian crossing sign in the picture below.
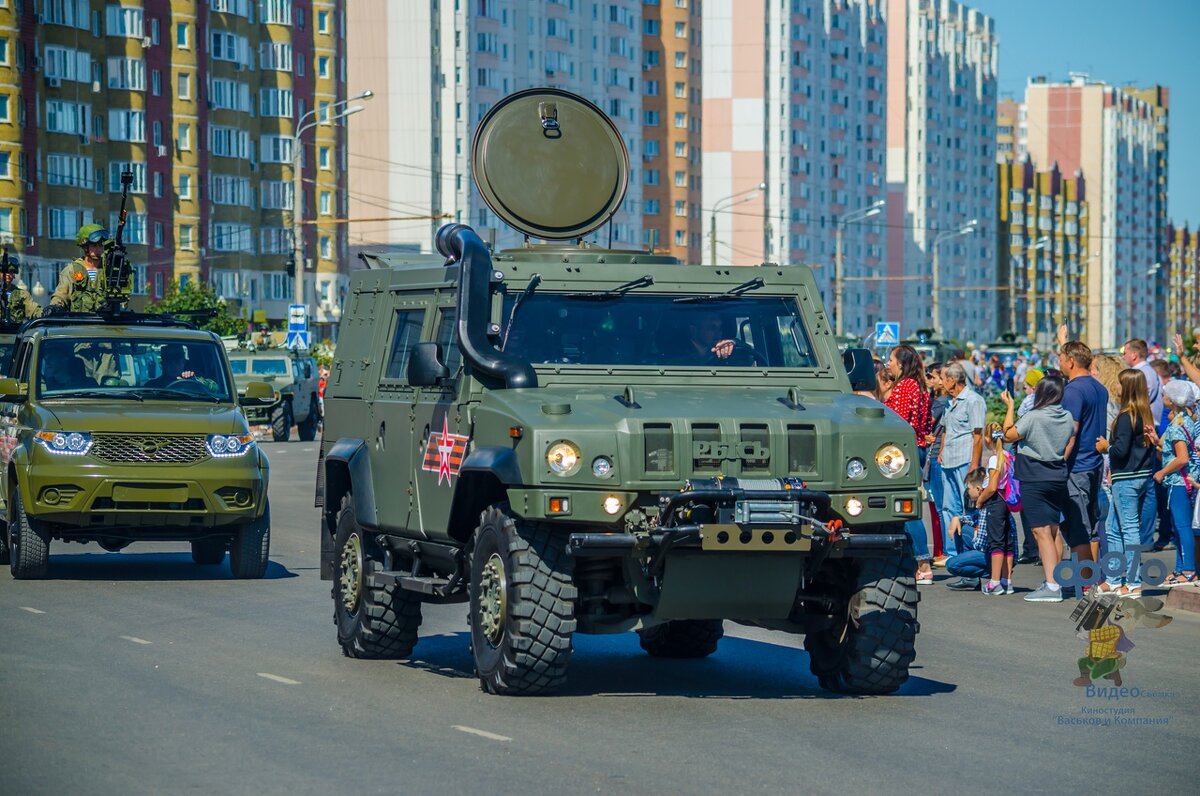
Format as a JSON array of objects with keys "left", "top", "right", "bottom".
[
  {"left": 875, "top": 322, "right": 900, "bottom": 347},
  {"left": 286, "top": 330, "right": 310, "bottom": 351}
]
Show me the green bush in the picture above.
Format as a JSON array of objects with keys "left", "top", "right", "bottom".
[{"left": 148, "top": 280, "right": 245, "bottom": 337}]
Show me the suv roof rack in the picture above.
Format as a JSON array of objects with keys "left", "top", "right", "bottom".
[{"left": 21, "top": 309, "right": 207, "bottom": 332}]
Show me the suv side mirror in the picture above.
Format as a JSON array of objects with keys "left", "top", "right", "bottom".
[
  {"left": 0, "top": 377, "right": 27, "bottom": 403},
  {"left": 843, "top": 347, "right": 877, "bottom": 393},
  {"left": 408, "top": 342, "right": 450, "bottom": 387},
  {"left": 241, "top": 381, "right": 276, "bottom": 406}
]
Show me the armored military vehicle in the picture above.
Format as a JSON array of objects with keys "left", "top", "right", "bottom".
[
  {"left": 318, "top": 89, "right": 920, "bottom": 696},
  {"left": 227, "top": 347, "right": 321, "bottom": 441},
  {"left": 900, "top": 328, "right": 955, "bottom": 365},
  {"left": 0, "top": 313, "right": 275, "bottom": 579}
]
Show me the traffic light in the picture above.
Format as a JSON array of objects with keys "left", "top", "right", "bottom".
[{"left": 285, "top": 254, "right": 296, "bottom": 279}]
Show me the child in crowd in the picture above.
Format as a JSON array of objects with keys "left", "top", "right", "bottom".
[{"left": 945, "top": 460, "right": 1017, "bottom": 594}]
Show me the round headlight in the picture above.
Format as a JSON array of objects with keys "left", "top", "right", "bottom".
[
  {"left": 846, "top": 457, "right": 867, "bottom": 480},
  {"left": 845, "top": 497, "right": 864, "bottom": 517},
  {"left": 592, "top": 456, "right": 613, "bottom": 478},
  {"left": 875, "top": 444, "right": 908, "bottom": 478},
  {"left": 66, "top": 433, "right": 86, "bottom": 451},
  {"left": 52, "top": 433, "right": 67, "bottom": 450},
  {"left": 602, "top": 496, "right": 623, "bottom": 515},
  {"left": 546, "top": 441, "right": 582, "bottom": 476}
]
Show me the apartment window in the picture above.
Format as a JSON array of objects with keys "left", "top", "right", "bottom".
[
  {"left": 674, "top": 141, "right": 686, "bottom": 157},
  {"left": 44, "top": 0, "right": 91, "bottom": 28},
  {"left": 319, "top": 235, "right": 331, "bottom": 259},
  {"left": 105, "top": 5, "right": 145, "bottom": 37},
  {"left": 644, "top": 110, "right": 659, "bottom": 126},
  {"left": 318, "top": 146, "right": 331, "bottom": 170},
  {"left": 108, "top": 212, "right": 146, "bottom": 244},
  {"left": 644, "top": 170, "right": 660, "bottom": 186},
  {"left": 179, "top": 224, "right": 194, "bottom": 250},
  {"left": 260, "top": 135, "right": 293, "bottom": 163},
  {"left": 674, "top": 21, "right": 686, "bottom": 37},
  {"left": 107, "top": 57, "right": 145, "bottom": 90},
  {"left": 44, "top": 45, "right": 90, "bottom": 82},
  {"left": 209, "top": 126, "right": 251, "bottom": 159},
  {"left": 674, "top": 229, "right": 686, "bottom": 245},
  {"left": 177, "top": 123, "right": 191, "bottom": 151},
  {"left": 154, "top": 271, "right": 165, "bottom": 298},
  {"left": 318, "top": 56, "right": 330, "bottom": 79},
  {"left": 674, "top": 200, "right": 686, "bottom": 217},
  {"left": 644, "top": 199, "right": 659, "bottom": 215},
  {"left": 674, "top": 52, "right": 686, "bottom": 68},
  {"left": 152, "top": 224, "right": 163, "bottom": 249},
  {"left": 133, "top": 263, "right": 149, "bottom": 292},
  {"left": 210, "top": 31, "right": 248, "bottom": 64},
  {"left": 211, "top": 174, "right": 253, "bottom": 207},
  {"left": 644, "top": 80, "right": 659, "bottom": 97},
  {"left": 109, "top": 162, "right": 147, "bottom": 193},
  {"left": 177, "top": 72, "right": 191, "bottom": 99},
  {"left": 317, "top": 10, "right": 329, "bottom": 32},
  {"left": 45, "top": 100, "right": 91, "bottom": 134},
  {"left": 176, "top": 22, "right": 189, "bottom": 48},
  {"left": 260, "top": 180, "right": 294, "bottom": 210},
  {"left": 644, "top": 139, "right": 659, "bottom": 158},
  {"left": 49, "top": 207, "right": 93, "bottom": 239},
  {"left": 643, "top": 19, "right": 659, "bottom": 34},
  {"left": 318, "top": 191, "right": 332, "bottom": 216},
  {"left": 259, "top": 41, "right": 292, "bottom": 71},
  {"left": 260, "top": 0, "right": 292, "bottom": 25},
  {"left": 0, "top": 94, "right": 9, "bottom": 124},
  {"left": 674, "top": 170, "right": 685, "bottom": 187},
  {"left": 211, "top": 78, "right": 251, "bottom": 113},
  {"left": 674, "top": 112, "right": 686, "bottom": 128},
  {"left": 260, "top": 227, "right": 291, "bottom": 255},
  {"left": 178, "top": 173, "right": 191, "bottom": 199},
  {"left": 47, "top": 154, "right": 92, "bottom": 187},
  {"left": 209, "top": 0, "right": 251, "bottom": 15},
  {"left": 108, "top": 109, "right": 146, "bottom": 142},
  {"left": 0, "top": 151, "right": 9, "bottom": 179},
  {"left": 152, "top": 171, "right": 162, "bottom": 197},
  {"left": 211, "top": 222, "right": 254, "bottom": 253},
  {"left": 150, "top": 69, "right": 161, "bottom": 96}
]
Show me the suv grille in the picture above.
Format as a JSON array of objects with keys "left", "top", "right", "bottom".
[{"left": 90, "top": 434, "right": 210, "bottom": 465}]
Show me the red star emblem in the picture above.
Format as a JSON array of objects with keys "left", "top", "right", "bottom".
[{"left": 436, "top": 415, "right": 455, "bottom": 486}]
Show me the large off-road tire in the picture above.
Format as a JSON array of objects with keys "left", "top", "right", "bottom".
[
  {"left": 333, "top": 495, "right": 421, "bottom": 659},
  {"left": 271, "top": 403, "right": 293, "bottom": 442},
  {"left": 9, "top": 490, "right": 49, "bottom": 580},
  {"left": 804, "top": 540, "right": 918, "bottom": 695},
  {"left": 470, "top": 504, "right": 576, "bottom": 695},
  {"left": 191, "top": 538, "right": 226, "bottom": 565},
  {"left": 297, "top": 397, "right": 320, "bottom": 442},
  {"left": 638, "top": 620, "right": 724, "bottom": 658},
  {"left": 229, "top": 500, "right": 271, "bottom": 579}
]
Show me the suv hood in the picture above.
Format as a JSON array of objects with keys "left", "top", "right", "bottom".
[{"left": 40, "top": 402, "right": 248, "bottom": 435}]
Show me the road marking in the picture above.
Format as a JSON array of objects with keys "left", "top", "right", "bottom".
[
  {"left": 452, "top": 725, "right": 512, "bottom": 743},
  {"left": 120, "top": 636, "right": 152, "bottom": 645},
  {"left": 257, "top": 672, "right": 302, "bottom": 685},
  {"left": 19, "top": 606, "right": 45, "bottom": 614}
]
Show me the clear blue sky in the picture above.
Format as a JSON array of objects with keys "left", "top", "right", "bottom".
[{"left": 976, "top": 0, "right": 1197, "bottom": 225}]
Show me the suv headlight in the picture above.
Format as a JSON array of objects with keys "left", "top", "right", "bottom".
[
  {"left": 207, "top": 434, "right": 255, "bottom": 458},
  {"left": 875, "top": 444, "right": 908, "bottom": 478},
  {"left": 546, "top": 441, "right": 582, "bottom": 476},
  {"left": 35, "top": 431, "right": 93, "bottom": 456}
]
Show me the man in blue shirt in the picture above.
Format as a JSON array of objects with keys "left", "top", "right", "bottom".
[{"left": 1060, "top": 338, "right": 1108, "bottom": 577}]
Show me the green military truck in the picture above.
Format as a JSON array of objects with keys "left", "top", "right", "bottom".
[
  {"left": 317, "top": 89, "right": 920, "bottom": 696},
  {"left": 227, "top": 347, "right": 321, "bottom": 442},
  {"left": 0, "top": 313, "right": 275, "bottom": 579}
]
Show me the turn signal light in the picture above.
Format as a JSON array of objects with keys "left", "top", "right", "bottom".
[
  {"left": 895, "top": 499, "right": 915, "bottom": 514},
  {"left": 548, "top": 497, "right": 571, "bottom": 515}
]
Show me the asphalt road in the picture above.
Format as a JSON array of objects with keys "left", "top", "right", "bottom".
[{"left": 1, "top": 441, "right": 1196, "bottom": 795}]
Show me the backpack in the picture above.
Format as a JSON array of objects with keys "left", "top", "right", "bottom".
[{"left": 997, "top": 451, "right": 1022, "bottom": 513}]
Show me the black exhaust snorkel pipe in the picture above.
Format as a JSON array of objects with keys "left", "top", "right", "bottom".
[{"left": 435, "top": 223, "right": 537, "bottom": 389}]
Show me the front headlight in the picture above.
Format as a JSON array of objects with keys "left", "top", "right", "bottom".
[
  {"left": 875, "top": 444, "right": 908, "bottom": 478},
  {"left": 35, "top": 430, "right": 93, "bottom": 456},
  {"left": 546, "top": 441, "right": 582, "bottom": 476},
  {"left": 206, "top": 434, "right": 255, "bottom": 458}
]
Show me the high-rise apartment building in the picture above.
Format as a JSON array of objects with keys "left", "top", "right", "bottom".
[
  {"left": 347, "top": 0, "right": 644, "bottom": 258},
  {"left": 703, "top": 0, "right": 887, "bottom": 328},
  {"left": 1167, "top": 222, "right": 1198, "bottom": 338},
  {"left": 1020, "top": 75, "right": 1168, "bottom": 348},
  {"left": 640, "top": 0, "right": 701, "bottom": 262},
  {"left": 996, "top": 155, "right": 1088, "bottom": 340},
  {"left": 0, "top": 1, "right": 348, "bottom": 334}
]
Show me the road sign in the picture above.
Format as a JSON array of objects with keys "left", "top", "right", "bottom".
[
  {"left": 875, "top": 322, "right": 900, "bottom": 347},
  {"left": 286, "top": 330, "right": 310, "bottom": 351},
  {"left": 288, "top": 303, "right": 308, "bottom": 332}
]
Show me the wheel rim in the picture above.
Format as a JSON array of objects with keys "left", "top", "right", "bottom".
[
  {"left": 478, "top": 552, "right": 508, "bottom": 646},
  {"left": 339, "top": 532, "right": 364, "bottom": 614}
]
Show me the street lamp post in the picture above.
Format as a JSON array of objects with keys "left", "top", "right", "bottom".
[
  {"left": 931, "top": 219, "right": 977, "bottom": 337},
  {"left": 1024, "top": 235, "right": 1048, "bottom": 341},
  {"left": 834, "top": 199, "right": 884, "bottom": 336},
  {"left": 708, "top": 182, "right": 766, "bottom": 266},
  {"left": 291, "top": 90, "right": 373, "bottom": 312}
]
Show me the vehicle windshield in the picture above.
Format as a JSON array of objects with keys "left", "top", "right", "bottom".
[
  {"left": 251, "top": 359, "right": 289, "bottom": 376},
  {"left": 0, "top": 341, "right": 13, "bottom": 375},
  {"left": 229, "top": 359, "right": 247, "bottom": 375},
  {"left": 501, "top": 293, "right": 819, "bottom": 368},
  {"left": 37, "top": 337, "right": 234, "bottom": 402}
]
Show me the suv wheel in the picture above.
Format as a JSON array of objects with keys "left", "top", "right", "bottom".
[
  {"left": 804, "top": 538, "right": 918, "bottom": 695},
  {"left": 297, "top": 397, "right": 319, "bottom": 442},
  {"left": 9, "top": 490, "right": 49, "bottom": 580},
  {"left": 637, "top": 620, "right": 724, "bottom": 658},
  {"left": 333, "top": 495, "right": 422, "bottom": 658},
  {"left": 191, "top": 538, "right": 226, "bottom": 565},
  {"left": 469, "top": 504, "right": 576, "bottom": 695},
  {"left": 229, "top": 499, "right": 271, "bottom": 579},
  {"left": 271, "top": 403, "right": 293, "bottom": 442}
]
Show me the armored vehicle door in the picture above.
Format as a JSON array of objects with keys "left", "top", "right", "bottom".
[
  {"left": 367, "top": 296, "right": 429, "bottom": 533},
  {"left": 290, "top": 354, "right": 318, "bottom": 421},
  {"left": 411, "top": 301, "right": 464, "bottom": 541}
]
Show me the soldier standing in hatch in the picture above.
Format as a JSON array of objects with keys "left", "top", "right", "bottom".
[
  {"left": 50, "top": 224, "right": 108, "bottom": 313},
  {"left": 2, "top": 271, "right": 42, "bottom": 323}
]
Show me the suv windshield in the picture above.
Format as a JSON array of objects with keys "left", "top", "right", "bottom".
[
  {"left": 501, "top": 293, "right": 819, "bottom": 368},
  {"left": 37, "top": 337, "right": 234, "bottom": 402},
  {"left": 229, "top": 358, "right": 289, "bottom": 377}
]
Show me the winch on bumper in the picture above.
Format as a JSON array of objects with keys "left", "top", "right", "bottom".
[{"left": 568, "top": 477, "right": 909, "bottom": 560}]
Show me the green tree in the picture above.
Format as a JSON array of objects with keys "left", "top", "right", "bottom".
[{"left": 148, "top": 280, "right": 245, "bottom": 337}]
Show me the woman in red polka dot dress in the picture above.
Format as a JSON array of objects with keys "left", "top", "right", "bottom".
[{"left": 885, "top": 344, "right": 934, "bottom": 583}]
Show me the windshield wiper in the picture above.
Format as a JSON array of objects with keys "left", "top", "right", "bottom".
[
  {"left": 673, "top": 277, "right": 765, "bottom": 303},
  {"left": 132, "top": 387, "right": 221, "bottom": 404},
  {"left": 46, "top": 389, "right": 144, "bottom": 402},
  {"left": 502, "top": 273, "right": 541, "bottom": 349},
  {"left": 565, "top": 275, "right": 654, "bottom": 301}
]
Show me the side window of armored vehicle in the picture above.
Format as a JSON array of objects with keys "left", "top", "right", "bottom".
[
  {"left": 229, "top": 359, "right": 247, "bottom": 375},
  {"left": 11, "top": 340, "right": 31, "bottom": 381},
  {"left": 0, "top": 343, "right": 14, "bottom": 376},
  {"left": 383, "top": 309, "right": 426, "bottom": 381},
  {"left": 434, "top": 308, "right": 461, "bottom": 377}
]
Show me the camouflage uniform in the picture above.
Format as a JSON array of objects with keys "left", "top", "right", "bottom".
[
  {"left": 50, "top": 259, "right": 105, "bottom": 313},
  {"left": 1, "top": 283, "right": 42, "bottom": 323}
]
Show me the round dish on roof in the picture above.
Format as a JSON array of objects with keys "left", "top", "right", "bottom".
[{"left": 471, "top": 88, "right": 630, "bottom": 241}]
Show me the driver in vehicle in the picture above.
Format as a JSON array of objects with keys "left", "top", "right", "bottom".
[
  {"left": 146, "top": 344, "right": 197, "bottom": 387},
  {"left": 683, "top": 315, "right": 736, "bottom": 362},
  {"left": 42, "top": 354, "right": 90, "bottom": 393}
]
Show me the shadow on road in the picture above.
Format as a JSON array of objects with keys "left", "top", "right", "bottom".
[
  {"left": 38, "top": 552, "right": 298, "bottom": 581},
  {"left": 403, "top": 631, "right": 955, "bottom": 699}
]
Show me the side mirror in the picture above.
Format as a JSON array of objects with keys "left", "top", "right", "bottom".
[
  {"left": 240, "top": 381, "right": 276, "bottom": 406},
  {"left": 0, "top": 376, "right": 27, "bottom": 403},
  {"left": 843, "top": 347, "right": 877, "bottom": 393},
  {"left": 303, "top": 364, "right": 313, "bottom": 379},
  {"left": 408, "top": 342, "right": 450, "bottom": 387}
]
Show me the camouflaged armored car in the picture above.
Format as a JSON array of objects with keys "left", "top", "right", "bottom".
[{"left": 318, "top": 89, "right": 920, "bottom": 695}]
